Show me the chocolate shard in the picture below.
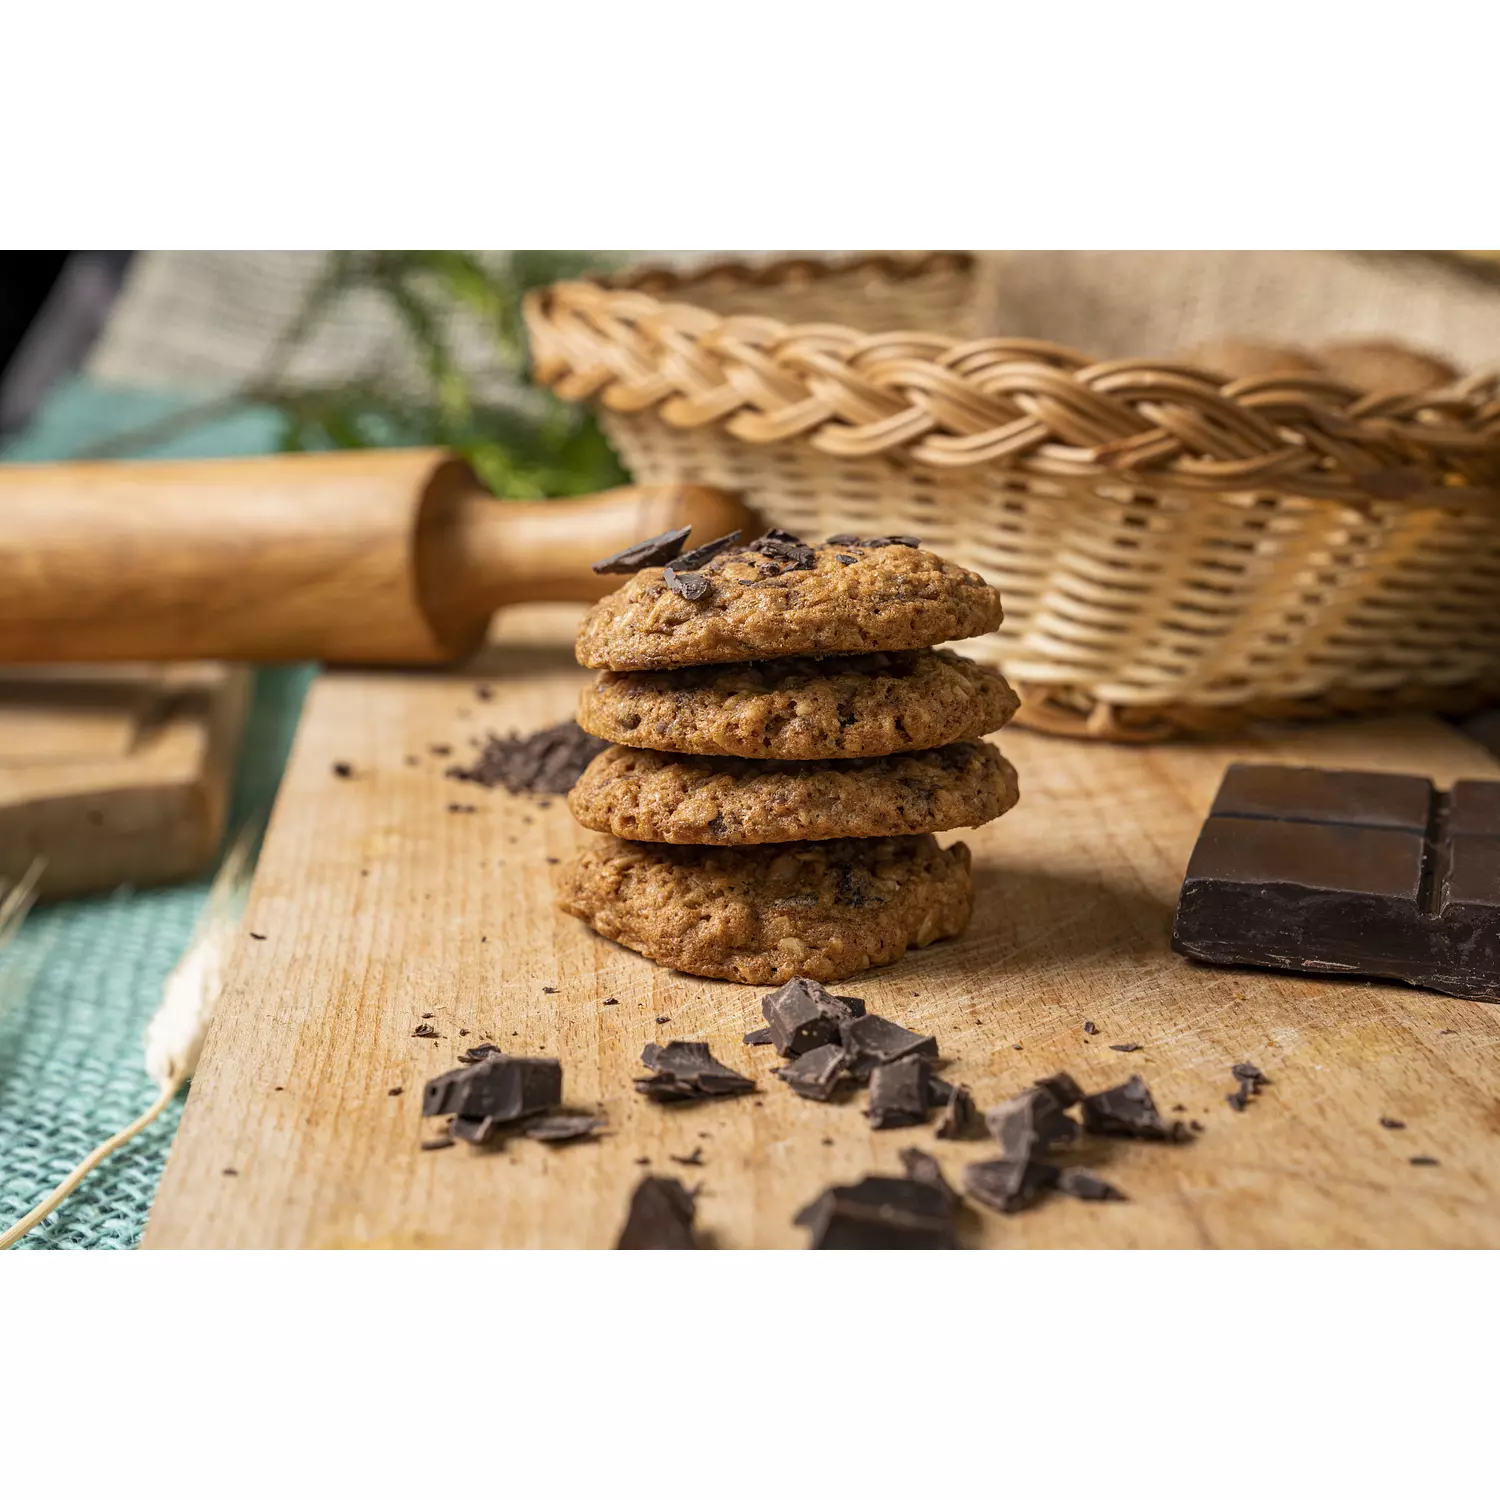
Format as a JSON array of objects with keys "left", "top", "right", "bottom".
[
  {"left": 616, "top": 1175, "right": 698, "bottom": 1249},
  {"left": 636, "top": 1040, "right": 756, "bottom": 1102},
  {"left": 795, "top": 1175, "right": 957, "bottom": 1250},
  {"left": 1034, "top": 1071, "right": 1084, "bottom": 1109},
  {"left": 1081, "top": 1074, "right": 1186, "bottom": 1141},
  {"left": 839, "top": 1012, "right": 938, "bottom": 1082},
  {"left": 422, "top": 1055, "right": 562, "bottom": 1121},
  {"left": 963, "top": 1156, "right": 1061, "bottom": 1214},
  {"left": 775, "top": 1043, "right": 851, "bottom": 1102},
  {"left": 985, "top": 1086, "right": 1080, "bottom": 1157},
  {"left": 1227, "top": 1060, "right": 1270, "bottom": 1111},
  {"left": 458, "top": 1043, "right": 505, "bottom": 1064},
  {"left": 865, "top": 535, "right": 922, "bottom": 548},
  {"left": 1172, "top": 763, "right": 1500, "bottom": 1002},
  {"left": 866, "top": 1055, "right": 933, "bottom": 1129},
  {"left": 760, "top": 977, "right": 865, "bottom": 1058},
  {"left": 745, "top": 532, "right": 817, "bottom": 570},
  {"left": 1057, "top": 1167, "right": 1128, "bottom": 1202},
  {"left": 935, "top": 1082, "right": 984, "bottom": 1140},
  {"left": 899, "top": 1147, "right": 959, "bottom": 1207},
  {"left": 825, "top": 533, "right": 864, "bottom": 546},
  {"left": 664, "top": 565, "right": 711, "bottom": 601},
  {"left": 591, "top": 527, "right": 691, "bottom": 575},
  {"left": 743, "top": 1026, "right": 776, "bottom": 1047},
  {"left": 927, "top": 1075, "right": 956, "bottom": 1107},
  {"left": 675, "top": 530, "right": 741, "bottom": 570},
  {"left": 521, "top": 1113, "right": 606, "bottom": 1144}
]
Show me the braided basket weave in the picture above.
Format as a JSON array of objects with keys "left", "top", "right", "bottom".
[{"left": 525, "top": 252, "right": 1500, "bottom": 740}]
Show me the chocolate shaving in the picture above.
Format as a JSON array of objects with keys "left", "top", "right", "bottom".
[
  {"left": 447, "top": 719, "right": 607, "bottom": 795},
  {"left": 1109, "top": 1042, "right": 1141, "bottom": 1053},
  {"left": 1409, "top": 1155, "right": 1440, "bottom": 1166},
  {"left": 825, "top": 533, "right": 864, "bottom": 546},
  {"left": 664, "top": 565, "right": 711, "bottom": 601},
  {"left": 1057, "top": 1167, "right": 1128, "bottom": 1202},
  {"left": 760, "top": 977, "right": 865, "bottom": 1058},
  {"left": 1226, "top": 1061, "right": 1269, "bottom": 1112},
  {"left": 1379, "top": 1116, "right": 1406, "bottom": 1130},
  {"left": 591, "top": 527, "right": 691, "bottom": 574},
  {"left": 775, "top": 1043, "right": 851, "bottom": 1102},
  {"left": 839, "top": 1013, "right": 938, "bottom": 1082},
  {"left": 423, "top": 1054, "right": 562, "bottom": 1122},
  {"left": 675, "top": 530, "right": 741, "bottom": 570},
  {"left": 1082, "top": 1074, "right": 1187, "bottom": 1141},
  {"left": 745, "top": 532, "right": 816, "bottom": 570},
  {"left": 865, "top": 535, "right": 922, "bottom": 548},
  {"left": 899, "top": 1148, "right": 959, "bottom": 1207},
  {"left": 616, "top": 1175, "right": 698, "bottom": 1249},
  {"left": 935, "top": 1082, "right": 984, "bottom": 1140},
  {"left": 964, "top": 1157, "right": 1061, "bottom": 1214},
  {"left": 521, "top": 1113, "right": 606, "bottom": 1144},
  {"left": 636, "top": 1040, "right": 756, "bottom": 1102},
  {"left": 795, "top": 1175, "right": 956, "bottom": 1250},
  {"left": 866, "top": 1055, "right": 933, "bottom": 1130},
  {"left": 412, "top": 1024, "right": 439, "bottom": 1039}
]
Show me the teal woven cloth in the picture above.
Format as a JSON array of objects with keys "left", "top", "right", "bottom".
[{"left": 0, "top": 378, "right": 313, "bottom": 1249}]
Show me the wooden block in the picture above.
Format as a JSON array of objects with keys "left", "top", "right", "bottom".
[
  {"left": 146, "top": 611, "right": 1500, "bottom": 1248},
  {"left": 0, "top": 665, "right": 250, "bottom": 899}
]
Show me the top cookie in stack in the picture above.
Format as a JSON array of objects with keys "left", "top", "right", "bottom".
[{"left": 558, "top": 528, "right": 1021, "bottom": 985}]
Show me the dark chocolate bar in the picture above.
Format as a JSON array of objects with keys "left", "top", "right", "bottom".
[{"left": 1172, "top": 763, "right": 1500, "bottom": 1001}]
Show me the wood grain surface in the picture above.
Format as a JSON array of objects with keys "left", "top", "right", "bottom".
[{"left": 146, "top": 609, "right": 1500, "bottom": 1249}]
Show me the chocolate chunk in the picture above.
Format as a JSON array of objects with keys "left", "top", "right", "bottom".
[
  {"left": 865, "top": 535, "right": 922, "bottom": 548},
  {"left": 521, "top": 1114, "right": 606, "bottom": 1144},
  {"left": 926, "top": 1075, "right": 955, "bottom": 1107},
  {"left": 775, "top": 1043, "right": 851, "bottom": 1102},
  {"left": 1173, "top": 763, "right": 1500, "bottom": 1001},
  {"left": 795, "top": 1175, "right": 957, "bottom": 1249},
  {"left": 675, "top": 530, "right": 741, "bottom": 570},
  {"left": 1110, "top": 1042, "right": 1141, "bottom": 1053},
  {"left": 664, "top": 565, "right": 711, "bottom": 601},
  {"left": 964, "top": 1157, "right": 1061, "bottom": 1214},
  {"left": 866, "top": 1055, "right": 933, "bottom": 1129},
  {"left": 1379, "top": 1116, "right": 1406, "bottom": 1130},
  {"left": 743, "top": 1026, "right": 775, "bottom": 1047},
  {"left": 422, "top": 1055, "right": 562, "bottom": 1121},
  {"left": 899, "top": 1147, "right": 959, "bottom": 1207},
  {"left": 1409, "top": 1155, "right": 1440, "bottom": 1166},
  {"left": 1083, "top": 1020, "right": 1098, "bottom": 1035},
  {"left": 1057, "top": 1167, "right": 1128, "bottom": 1202},
  {"left": 636, "top": 1040, "right": 756, "bottom": 1102},
  {"left": 616, "top": 1176, "right": 698, "bottom": 1249},
  {"left": 448, "top": 719, "right": 608, "bottom": 795},
  {"left": 1034, "top": 1072, "right": 1084, "bottom": 1109},
  {"left": 1082, "top": 1074, "right": 1186, "bottom": 1141},
  {"left": 760, "top": 977, "right": 865, "bottom": 1057},
  {"left": 935, "top": 1082, "right": 984, "bottom": 1140},
  {"left": 591, "top": 527, "right": 691, "bottom": 575},
  {"left": 839, "top": 1013, "right": 939, "bottom": 1082},
  {"left": 985, "top": 1085, "right": 1080, "bottom": 1157}
]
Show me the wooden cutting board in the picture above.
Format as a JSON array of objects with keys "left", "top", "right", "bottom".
[
  {"left": 145, "top": 609, "right": 1500, "bottom": 1249},
  {"left": 0, "top": 664, "right": 249, "bottom": 900}
]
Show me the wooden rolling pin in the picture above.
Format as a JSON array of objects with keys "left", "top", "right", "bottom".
[{"left": 0, "top": 449, "right": 757, "bottom": 664}]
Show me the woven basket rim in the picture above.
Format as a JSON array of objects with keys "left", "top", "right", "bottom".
[{"left": 526, "top": 253, "right": 1500, "bottom": 509}]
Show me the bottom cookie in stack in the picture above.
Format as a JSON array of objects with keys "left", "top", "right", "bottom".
[{"left": 556, "top": 834, "right": 975, "bottom": 986}]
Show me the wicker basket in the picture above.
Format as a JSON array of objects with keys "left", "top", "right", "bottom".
[{"left": 524, "top": 252, "right": 1500, "bottom": 740}]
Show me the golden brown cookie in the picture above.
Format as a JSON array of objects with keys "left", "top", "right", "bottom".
[
  {"left": 574, "top": 536, "right": 1002, "bottom": 671},
  {"left": 556, "top": 834, "right": 974, "bottom": 984},
  {"left": 577, "top": 648, "right": 1020, "bottom": 760},
  {"left": 568, "top": 740, "right": 1018, "bottom": 845}
]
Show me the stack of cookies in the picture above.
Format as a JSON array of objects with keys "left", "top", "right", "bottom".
[{"left": 557, "top": 527, "right": 1021, "bottom": 984}]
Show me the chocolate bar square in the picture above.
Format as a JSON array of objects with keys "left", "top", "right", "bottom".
[{"left": 1172, "top": 763, "right": 1500, "bottom": 1001}]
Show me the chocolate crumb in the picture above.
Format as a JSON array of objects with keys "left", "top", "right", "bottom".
[
  {"left": 249, "top": 932, "right": 266, "bottom": 941},
  {"left": 592, "top": 527, "right": 691, "bottom": 575},
  {"left": 835, "top": 553, "right": 858, "bottom": 564},
  {"left": 1226, "top": 1061, "right": 1269, "bottom": 1112},
  {"left": 1012, "top": 1043, "right": 1023, "bottom": 1051},
  {"left": 222, "top": 1167, "right": 238, "bottom": 1176},
  {"left": 616, "top": 1175, "right": 698, "bottom": 1249},
  {"left": 429, "top": 744, "right": 451, "bottom": 756},
  {"left": 388, "top": 1086, "right": 403, "bottom": 1097},
  {"left": 669, "top": 1146, "right": 704, "bottom": 1166},
  {"left": 421, "top": 1012, "right": 434, "bottom": 1019},
  {"left": 542, "top": 986, "right": 558, "bottom": 994},
  {"left": 1109, "top": 1043, "right": 1141, "bottom": 1053},
  {"left": 1380, "top": 1116, "right": 1406, "bottom": 1129},
  {"left": 331, "top": 761, "right": 353, "bottom": 779},
  {"left": 1409, "top": 1155, "right": 1440, "bottom": 1166},
  {"left": 655, "top": 1015, "right": 670, "bottom": 1025},
  {"left": 523, "top": 1113, "right": 606, "bottom": 1144},
  {"left": 421, "top": 1137, "right": 456, "bottom": 1151},
  {"left": 1083, "top": 1020, "right": 1098, "bottom": 1034},
  {"left": 1083, "top": 1074, "right": 1186, "bottom": 1141},
  {"left": 664, "top": 565, "right": 712, "bottom": 601},
  {"left": 475, "top": 684, "right": 493, "bottom": 701},
  {"left": 1439, "top": 1029, "right": 1458, "bottom": 1035},
  {"left": 447, "top": 719, "right": 607, "bottom": 796},
  {"left": 545, "top": 856, "right": 560, "bottom": 865},
  {"left": 412, "top": 1024, "right": 439, "bottom": 1038}
]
